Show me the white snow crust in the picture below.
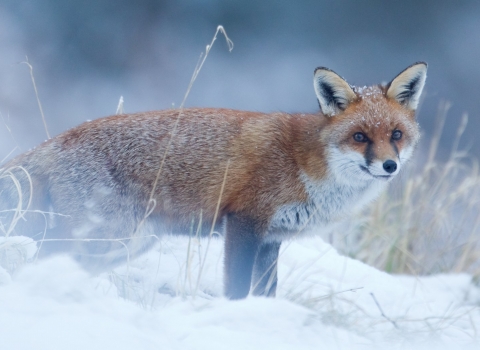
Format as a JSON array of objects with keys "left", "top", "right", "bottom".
[{"left": 1, "top": 235, "right": 479, "bottom": 350}]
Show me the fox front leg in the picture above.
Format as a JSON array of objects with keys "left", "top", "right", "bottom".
[{"left": 223, "top": 213, "right": 262, "bottom": 300}]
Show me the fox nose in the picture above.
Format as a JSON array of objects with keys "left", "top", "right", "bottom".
[{"left": 383, "top": 160, "right": 397, "bottom": 174}]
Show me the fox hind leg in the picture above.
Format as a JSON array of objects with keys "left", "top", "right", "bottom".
[{"left": 252, "top": 241, "right": 281, "bottom": 297}]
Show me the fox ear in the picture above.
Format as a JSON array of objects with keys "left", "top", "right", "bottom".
[
  {"left": 314, "top": 67, "right": 357, "bottom": 116},
  {"left": 386, "top": 62, "right": 427, "bottom": 110}
]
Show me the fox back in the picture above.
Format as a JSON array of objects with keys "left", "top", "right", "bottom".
[{"left": 0, "top": 62, "right": 427, "bottom": 299}]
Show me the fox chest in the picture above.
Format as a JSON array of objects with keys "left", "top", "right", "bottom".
[{"left": 267, "top": 177, "right": 386, "bottom": 236}]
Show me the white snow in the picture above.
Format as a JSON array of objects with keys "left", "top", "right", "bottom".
[{"left": 0, "top": 234, "right": 479, "bottom": 350}]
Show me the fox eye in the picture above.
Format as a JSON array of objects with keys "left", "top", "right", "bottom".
[
  {"left": 353, "top": 132, "right": 368, "bottom": 143},
  {"left": 392, "top": 130, "right": 402, "bottom": 141}
]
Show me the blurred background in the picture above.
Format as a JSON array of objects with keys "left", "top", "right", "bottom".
[{"left": 1, "top": 0, "right": 480, "bottom": 160}]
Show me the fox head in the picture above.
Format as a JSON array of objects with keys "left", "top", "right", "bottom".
[{"left": 313, "top": 62, "right": 427, "bottom": 183}]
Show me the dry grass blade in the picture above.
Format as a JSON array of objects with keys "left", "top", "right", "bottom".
[
  {"left": 116, "top": 96, "right": 124, "bottom": 115},
  {"left": 193, "top": 160, "right": 230, "bottom": 298},
  {"left": 133, "top": 25, "right": 234, "bottom": 237},
  {"left": 21, "top": 57, "right": 50, "bottom": 139},
  {"left": 0, "top": 166, "right": 33, "bottom": 237},
  {"left": 1, "top": 112, "right": 19, "bottom": 163}
]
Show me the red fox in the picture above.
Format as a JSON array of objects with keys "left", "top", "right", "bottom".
[{"left": 0, "top": 62, "right": 427, "bottom": 299}]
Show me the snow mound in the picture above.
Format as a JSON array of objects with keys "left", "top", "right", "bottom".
[{"left": 0, "top": 235, "right": 479, "bottom": 350}]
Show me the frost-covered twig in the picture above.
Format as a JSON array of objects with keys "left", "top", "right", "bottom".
[{"left": 370, "top": 292, "right": 399, "bottom": 329}]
